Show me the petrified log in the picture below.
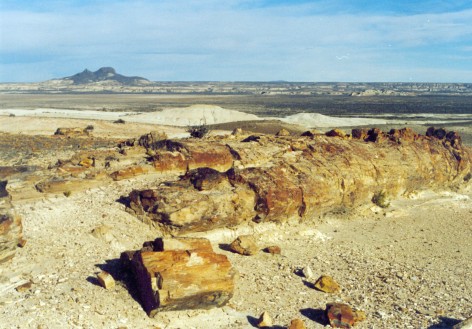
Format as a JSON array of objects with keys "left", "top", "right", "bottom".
[
  {"left": 128, "top": 177, "right": 256, "bottom": 233},
  {"left": 0, "top": 181, "right": 23, "bottom": 263},
  {"left": 127, "top": 127, "right": 472, "bottom": 233},
  {"left": 54, "top": 127, "right": 89, "bottom": 137},
  {"left": 123, "top": 237, "right": 234, "bottom": 317}
]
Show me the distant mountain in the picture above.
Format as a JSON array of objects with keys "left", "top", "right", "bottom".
[{"left": 64, "top": 67, "right": 150, "bottom": 85}]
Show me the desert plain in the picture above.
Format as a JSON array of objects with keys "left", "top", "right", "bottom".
[{"left": 0, "top": 90, "right": 471, "bottom": 329}]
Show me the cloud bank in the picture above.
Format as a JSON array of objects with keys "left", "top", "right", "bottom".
[{"left": 1, "top": 0, "right": 472, "bottom": 82}]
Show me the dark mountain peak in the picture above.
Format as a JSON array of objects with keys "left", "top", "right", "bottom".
[
  {"left": 65, "top": 67, "right": 149, "bottom": 85},
  {"left": 96, "top": 67, "right": 116, "bottom": 76}
]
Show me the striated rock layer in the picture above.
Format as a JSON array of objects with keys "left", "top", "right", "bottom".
[{"left": 127, "top": 127, "right": 472, "bottom": 233}]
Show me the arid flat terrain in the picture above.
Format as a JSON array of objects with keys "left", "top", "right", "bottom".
[{"left": 0, "top": 93, "right": 471, "bottom": 329}]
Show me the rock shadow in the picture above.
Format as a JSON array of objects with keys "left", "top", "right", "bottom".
[
  {"left": 116, "top": 195, "right": 131, "bottom": 207},
  {"left": 92, "top": 258, "right": 142, "bottom": 307},
  {"left": 427, "top": 316, "right": 462, "bottom": 328},
  {"left": 302, "top": 279, "right": 315, "bottom": 289},
  {"left": 218, "top": 243, "right": 233, "bottom": 252},
  {"left": 300, "top": 308, "right": 327, "bottom": 326}
]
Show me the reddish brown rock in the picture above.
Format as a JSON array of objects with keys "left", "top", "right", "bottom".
[
  {"left": 229, "top": 166, "right": 304, "bottom": 222},
  {"left": 186, "top": 143, "right": 234, "bottom": 172},
  {"left": 326, "top": 303, "right": 366, "bottom": 328},
  {"left": 263, "top": 245, "right": 281, "bottom": 255},
  {"left": 152, "top": 152, "right": 187, "bottom": 174}
]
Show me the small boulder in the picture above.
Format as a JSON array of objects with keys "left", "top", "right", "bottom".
[
  {"left": 314, "top": 275, "right": 340, "bottom": 293},
  {"left": 326, "top": 303, "right": 366, "bottom": 328},
  {"left": 229, "top": 235, "right": 258, "bottom": 256},
  {"left": 288, "top": 318, "right": 306, "bottom": 329},
  {"left": 257, "top": 311, "right": 273, "bottom": 328}
]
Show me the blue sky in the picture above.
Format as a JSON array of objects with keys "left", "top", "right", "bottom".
[{"left": 1, "top": 0, "right": 472, "bottom": 82}]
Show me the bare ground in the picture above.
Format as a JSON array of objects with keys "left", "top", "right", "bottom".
[{"left": 0, "top": 115, "right": 471, "bottom": 329}]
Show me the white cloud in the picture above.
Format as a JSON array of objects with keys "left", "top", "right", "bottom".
[{"left": 1, "top": 1, "right": 472, "bottom": 81}]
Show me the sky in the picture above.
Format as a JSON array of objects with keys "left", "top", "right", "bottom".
[{"left": 1, "top": 0, "right": 472, "bottom": 82}]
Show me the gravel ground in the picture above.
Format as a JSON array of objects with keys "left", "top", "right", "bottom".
[
  {"left": 0, "top": 115, "right": 471, "bottom": 329},
  {"left": 1, "top": 175, "right": 471, "bottom": 329}
]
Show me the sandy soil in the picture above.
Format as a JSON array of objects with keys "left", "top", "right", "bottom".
[{"left": 0, "top": 113, "right": 471, "bottom": 329}]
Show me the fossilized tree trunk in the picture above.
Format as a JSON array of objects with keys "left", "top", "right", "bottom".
[
  {"left": 122, "top": 237, "right": 235, "bottom": 317},
  {"left": 126, "top": 127, "right": 472, "bottom": 233}
]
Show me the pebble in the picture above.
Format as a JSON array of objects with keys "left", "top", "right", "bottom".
[
  {"left": 263, "top": 245, "right": 281, "bottom": 255},
  {"left": 302, "top": 266, "right": 313, "bottom": 279},
  {"left": 314, "top": 275, "right": 341, "bottom": 293},
  {"left": 288, "top": 318, "right": 306, "bottom": 329},
  {"left": 97, "top": 271, "right": 115, "bottom": 290},
  {"left": 229, "top": 235, "right": 258, "bottom": 256}
]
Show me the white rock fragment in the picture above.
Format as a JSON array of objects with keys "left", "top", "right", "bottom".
[
  {"left": 97, "top": 271, "right": 115, "bottom": 290},
  {"left": 302, "top": 266, "right": 314, "bottom": 279}
]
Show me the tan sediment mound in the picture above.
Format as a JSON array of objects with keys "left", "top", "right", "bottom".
[{"left": 128, "top": 105, "right": 262, "bottom": 126}]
